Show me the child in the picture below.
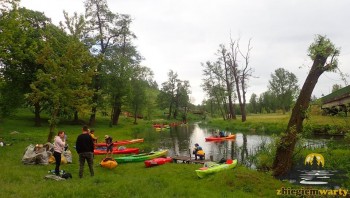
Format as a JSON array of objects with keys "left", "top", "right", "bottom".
[
  {"left": 105, "top": 135, "right": 113, "bottom": 157},
  {"left": 90, "top": 129, "right": 98, "bottom": 143}
]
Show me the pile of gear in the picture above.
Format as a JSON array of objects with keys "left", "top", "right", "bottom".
[{"left": 22, "top": 143, "right": 72, "bottom": 165}]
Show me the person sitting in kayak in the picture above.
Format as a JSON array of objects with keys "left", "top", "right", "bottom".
[
  {"left": 105, "top": 135, "right": 113, "bottom": 157},
  {"left": 219, "top": 131, "right": 226, "bottom": 137},
  {"left": 193, "top": 143, "right": 205, "bottom": 160}
]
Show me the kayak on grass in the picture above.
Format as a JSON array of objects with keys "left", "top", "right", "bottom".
[
  {"left": 94, "top": 147, "right": 139, "bottom": 155},
  {"left": 195, "top": 159, "right": 238, "bottom": 178},
  {"left": 205, "top": 134, "right": 236, "bottom": 141},
  {"left": 115, "top": 150, "right": 168, "bottom": 163},
  {"left": 100, "top": 157, "right": 118, "bottom": 169},
  {"left": 94, "top": 138, "right": 144, "bottom": 147},
  {"left": 144, "top": 157, "right": 173, "bottom": 167}
]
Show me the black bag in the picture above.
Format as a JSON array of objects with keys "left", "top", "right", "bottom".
[{"left": 61, "top": 172, "right": 72, "bottom": 179}]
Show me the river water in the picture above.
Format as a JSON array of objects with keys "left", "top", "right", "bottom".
[
  {"left": 146, "top": 123, "right": 347, "bottom": 187},
  {"left": 149, "top": 123, "right": 258, "bottom": 166},
  {"left": 147, "top": 123, "right": 329, "bottom": 168}
]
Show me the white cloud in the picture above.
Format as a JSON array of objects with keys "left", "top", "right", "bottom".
[{"left": 20, "top": 0, "right": 350, "bottom": 104}]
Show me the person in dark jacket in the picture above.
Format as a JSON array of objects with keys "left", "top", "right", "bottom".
[{"left": 76, "top": 125, "right": 94, "bottom": 178}]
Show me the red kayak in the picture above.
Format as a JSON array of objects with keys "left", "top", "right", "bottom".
[
  {"left": 205, "top": 134, "right": 236, "bottom": 141},
  {"left": 95, "top": 138, "right": 144, "bottom": 147},
  {"left": 94, "top": 147, "right": 139, "bottom": 155},
  {"left": 144, "top": 157, "right": 173, "bottom": 167}
]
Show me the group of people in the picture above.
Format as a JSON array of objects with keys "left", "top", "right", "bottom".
[{"left": 53, "top": 125, "right": 114, "bottom": 178}]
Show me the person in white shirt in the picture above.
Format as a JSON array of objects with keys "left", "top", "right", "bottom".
[{"left": 54, "top": 131, "right": 66, "bottom": 176}]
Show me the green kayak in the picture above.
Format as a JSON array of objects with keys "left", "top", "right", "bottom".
[
  {"left": 195, "top": 159, "right": 238, "bottom": 178},
  {"left": 114, "top": 150, "right": 168, "bottom": 163}
]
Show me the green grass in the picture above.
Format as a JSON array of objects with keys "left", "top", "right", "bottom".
[
  {"left": 203, "top": 112, "right": 350, "bottom": 135},
  {"left": 0, "top": 110, "right": 296, "bottom": 198}
]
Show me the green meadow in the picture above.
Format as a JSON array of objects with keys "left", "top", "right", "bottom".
[{"left": 2, "top": 109, "right": 350, "bottom": 197}]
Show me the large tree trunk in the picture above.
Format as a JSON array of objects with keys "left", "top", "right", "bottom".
[
  {"left": 167, "top": 103, "right": 172, "bottom": 120},
  {"left": 34, "top": 102, "right": 41, "bottom": 127},
  {"left": 47, "top": 109, "right": 59, "bottom": 142},
  {"left": 272, "top": 54, "right": 328, "bottom": 177},
  {"left": 111, "top": 100, "right": 122, "bottom": 125},
  {"left": 89, "top": 106, "right": 97, "bottom": 126},
  {"left": 241, "top": 81, "right": 247, "bottom": 122},
  {"left": 133, "top": 107, "right": 138, "bottom": 124},
  {"left": 228, "top": 94, "right": 236, "bottom": 119}
]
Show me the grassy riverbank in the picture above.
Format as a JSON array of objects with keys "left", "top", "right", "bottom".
[
  {"left": 2, "top": 110, "right": 349, "bottom": 197},
  {"left": 0, "top": 111, "right": 294, "bottom": 198},
  {"left": 203, "top": 112, "right": 350, "bottom": 136}
]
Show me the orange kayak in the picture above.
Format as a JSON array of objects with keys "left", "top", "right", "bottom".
[{"left": 205, "top": 134, "right": 235, "bottom": 141}]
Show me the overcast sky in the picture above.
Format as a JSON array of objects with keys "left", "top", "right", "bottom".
[{"left": 20, "top": 0, "right": 350, "bottom": 105}]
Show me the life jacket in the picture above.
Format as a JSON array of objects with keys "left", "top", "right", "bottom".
[{"left": 197, "top": 150, "right": 205, "bottom": 156}]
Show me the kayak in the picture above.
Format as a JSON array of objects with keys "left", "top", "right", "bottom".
[
  {"left": 195, "top": 159, "right": 238, "bottom": 178},
  {"left": 94, "top": 147, "right": 139, "bottom": 155},
  {"left": 115, "top": 150, "right": 168, "bottom": 163},
  {"left": 205, "top": 134, "right": 236, "bottom": 141},
  {"left": 144, "top": 157, "right": 172, "bottom": 167},
  {"left": 100, "top": 157, "right": 118, "bottom": 169},
  {"left": 95, "top": 138, "right": 144, "bottom": 147}
]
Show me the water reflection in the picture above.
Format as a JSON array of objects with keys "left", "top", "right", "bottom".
[{"left": 156, "top": 123, "right": 272, "bottom": 168}]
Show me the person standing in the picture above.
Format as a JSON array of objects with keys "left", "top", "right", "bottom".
[
  {"left": 104, "top": 135, "right": 113, "bottom": 158},
  {"left": 90, "top": 129, "right": 98, "bottom": 144},
  {"left": 53, "top": 131, "right": 66, "bottom": 176},
  {"left": 76, "top": 125, "right": 94, "bottom": 178}
]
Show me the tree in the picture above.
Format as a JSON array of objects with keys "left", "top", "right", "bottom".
[
  {"left": 27, "top": 24, "right": 95, "bottom": 142},
  {"left": 0, "top": 6, "right": 51, "bottom": 124},
  {"left": 126, "top": 66, "right": 154, "bottom": 124},
  {"left": 201, "top": 60, "right": 231, "bottom": 120},
  {"left": 268, "top": 68, "right": 299, "bottom": 114},
  {"left": 227, "top": 38, "right": 254, "bottom": 122},
  {"left": 217, "top": 45, "right": 236, "bottom": 119},
  {"left": 158, "top": 70, "right": 190, "bottom": 120},
  {"left": 158, "top": 70, "right": 179, "bottom": 119},
  {"left": 84, "top": 0, "right": 134, "bottom": 126},
  {"left": 331, "top": 84, "right": 342, "bottom": 92},
  {"left": 248, "top": 93, "right": 258, "bottom": 114},
  {"left": 173, "top": 80, "right": 191, "bottom": 121},
  {"left": 258, "top": 91, "right": 277, "bottom": 113},
  {"left": 272, "top": 35, "right": 340, "bottom": 176}
]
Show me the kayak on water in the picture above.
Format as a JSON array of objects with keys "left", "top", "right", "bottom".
[{"left": 205, "top": 134, "right": 236, "bottom": 141}]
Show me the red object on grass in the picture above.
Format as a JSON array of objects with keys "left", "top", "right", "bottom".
[{"left": 144, "top": 157, "right": 173, "bottom": 167}]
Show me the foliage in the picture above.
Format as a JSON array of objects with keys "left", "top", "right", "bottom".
[
  {"left": 157, "top": 70, "right": 190, "bottom": 120},
  {"left": 0, "top": 7, "right": 51, "bottom": 115},
  {"left": 308, "top": 35, "right": 340, "bottom": 71},
  {"left": 268, "top": 68, "right": 299, "bottom": 114},
  {"left": 201, "top": 61, "right": 229, "bottom": 120},
  {"left": 26, "top": 24, "right": 96, "bottom": 141}
]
